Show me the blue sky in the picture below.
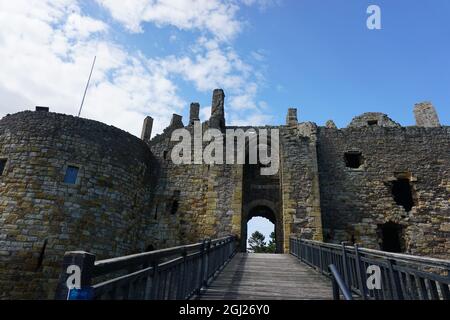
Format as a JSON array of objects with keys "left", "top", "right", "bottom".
[
  {"left": 1, "top": 1, "right": 449, "bottom": 241},
  {"left": 1, "top": 1, "right": 448, "bottom": 136}
]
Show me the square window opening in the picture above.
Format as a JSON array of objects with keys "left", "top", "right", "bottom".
[
  {"left": 64, "top": 165, "right": 79, "bottom": 184},
  {"left": 344, "top": 152, "right": 363, "bottom": 169}
]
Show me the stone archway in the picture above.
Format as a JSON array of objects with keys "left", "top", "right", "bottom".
[
  {"left": 241, "top": 200, "right": 283, "bottom": 253},
  {"left": 241, "top": 161, "right": 283, "bottom": 252}
]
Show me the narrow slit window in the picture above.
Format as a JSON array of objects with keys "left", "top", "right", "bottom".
[
  {"left": 170, "top": 200, "right": 179, "bottom": 215},
  {"left": 170, "top": 190, "right": 180, "bottom": 215},
  {"left": 344, "top": 152, "right": 363, "bottom": 169},
  {"left": 0, "top": 159, "right": 7, "bottom": 175},
  {"left": 64, "top": 165, "right": 79, "bottom": 184}
]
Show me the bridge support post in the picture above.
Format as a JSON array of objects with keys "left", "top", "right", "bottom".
[{"left": 54, "top": 251, "right": 95, "bottom": 300}]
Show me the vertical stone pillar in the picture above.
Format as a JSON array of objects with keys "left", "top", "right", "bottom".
[
  {"left": 286, "top": 108, "right": 298, "bottom": 127},
  {"left": 414, "top": 102, "right": 440, "bottom": 127},
  {"left": 209, "top": 89, "right": 225, "bottom": 131},
  {"left": 170, "top": 114, "right": 184, "bottom": 129},
  {"left": 141, "top": 116, "right": 153, "bottom": 143},
  {"left": 189, "top": 103, "right": 200, "bottom": 125}
]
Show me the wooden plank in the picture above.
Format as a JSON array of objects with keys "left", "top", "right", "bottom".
[{"left": 199, "top": 253, "right": 333, "bottom": 300}]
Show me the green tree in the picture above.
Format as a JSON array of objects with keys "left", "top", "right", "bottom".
[
  {"left": 248, "top": 231, "right": 267, "bottom": 253},
  {"left": 266, "top": 232, "right": 276, "bottom": 253}
]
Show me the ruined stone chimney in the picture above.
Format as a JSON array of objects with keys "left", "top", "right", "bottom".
[
  {"left": 286, "top": 108, "right": 298, "bottom": 126},
  {"left": 141, "top": 116, "right": 153, "bottom": 143},
  {"left": 189, "top": 102, "right": 200, "bottom": 125},
  {"left": 414, "top": 102, "right": 440, "bottom": 127},
  {"left": 35, "top": 106, "right": 49, "bottom": 112},
  {"left": 170, "top": 114, "right": 184, "bottom": 129},
  {"left": 209, "top": 89, "right": 225, "bottom": 131}
]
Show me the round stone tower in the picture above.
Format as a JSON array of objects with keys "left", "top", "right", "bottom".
[{"left": 0, "top": 110, "right": 156, "bottom": 299}]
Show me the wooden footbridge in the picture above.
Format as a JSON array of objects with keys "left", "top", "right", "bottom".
[{"left": 56, "top": 236, "right": 450, "bottom": 300}]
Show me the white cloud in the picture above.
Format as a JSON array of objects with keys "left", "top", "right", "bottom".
[
  {"left": 0, "top": 0, "right": 184, "bottom": 136},
  {"left": 0, "top": 0, "right": 276, "bottom": 137},
  {"left": 228, "top": 112, "right": 273, "bottom": 126},
  {"left": 96, "top": 0, "right": 241, "bottom": 41},
  {"left": 241, "top": 0, "right": 281, "bottom": 11}
]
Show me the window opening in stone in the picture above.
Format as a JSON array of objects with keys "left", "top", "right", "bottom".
[
  {"left": 170, "top": 200, "right": 179, "bottom": 215},
  {"left": 163, "top": 150, "right": 168, "bottom": 160},
  {"left": 170, "top": 190, "right": 180, "bottom": 215},
  {"left": 0, "top": 159, "right": 6, "bottom": 175},
  {"left": 154, "top": 203, "right": 159, "bottom": 219},
  {"left": 64, "top": 165, "right": 79, "bottom": 184},
  {"left": 344, "top": 152, "right": 363, "bottom": 169},
  {"left": 378, "top": 222, "right": 404, "bottom": 253},
  {"left": 367, "top": 120, "right": 378, "bottom": 126},
  {"left": 392, "top": 178, "right": 415, "bottom": 212}
]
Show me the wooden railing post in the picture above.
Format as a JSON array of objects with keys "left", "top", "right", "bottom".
[
  {"left": 176, "top": 247, "right": 188, "bottom": 300},
  {"left": 202, "top": 239, "right": 211, "bottom": 288},
  {"left": 341, "top": 242, "right": 350, "bottom": 289},
  {"left": 149, "top": 260, "right": 160, "bottom": 300},
  {"left": 354, "top": 244, "right": 367, "bottom": 300},
  {"left": 387, "top": 258, "right": 404, "bottom": 300},
  {"left": 55, "top": 251, "right": 95, "bottom": 300},
  {"left": 196, "top": 239, "right": 207, "bottom": 295}
]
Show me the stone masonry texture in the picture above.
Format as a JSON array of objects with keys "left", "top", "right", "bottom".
[{"left": 0, "top": 92, "right": 449, "bottom": 299}]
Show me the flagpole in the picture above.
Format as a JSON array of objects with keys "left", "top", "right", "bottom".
[{"left": 77, "top": 55, "right": 96, "bottom": 117}]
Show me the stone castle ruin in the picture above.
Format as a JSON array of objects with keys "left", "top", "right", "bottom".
[{"left": 0, "top": 89, "right": 449, "bottom": 298}]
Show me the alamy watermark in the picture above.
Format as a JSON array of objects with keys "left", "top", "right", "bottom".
[
  {"left": 367, "top": 5, "right": 382, "bottom": 30},
  {"left": 367, "top": 265, "right": 382, "bottom": 290},
  {"left": 170, "top": 121, "right": 280, "bottom": 176}
]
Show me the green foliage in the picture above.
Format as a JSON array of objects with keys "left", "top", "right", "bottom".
[{"left": 248, "top": 231, "right": 276, "bottom": 253}]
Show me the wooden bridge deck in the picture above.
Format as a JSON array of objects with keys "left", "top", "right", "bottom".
[{"left": 199, "top": 253, "right": 333, "bottom": 300}]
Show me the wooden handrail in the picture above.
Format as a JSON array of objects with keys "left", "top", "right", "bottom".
[
  {"left": 55, "top": 235, "right": 237, "bottom": 300},
  {"left": 290, "top": 237, "right": 450, "bottom": 300}
]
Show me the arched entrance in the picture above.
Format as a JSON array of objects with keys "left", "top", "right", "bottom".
[
  {"left": 241, "top": 162, "right": 283, "bottom": 253},
  {"left": 242, "top": 201, "right": 282, "bottom": 252}
]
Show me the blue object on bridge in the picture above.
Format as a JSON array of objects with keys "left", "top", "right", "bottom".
[{"left": 67, "top": 287, "right": 94, "bottom": 300}]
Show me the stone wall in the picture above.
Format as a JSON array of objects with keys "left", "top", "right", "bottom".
[
  {"left": 1, "top": 91, "right": 449, "bottom": 300},
  {"left": 0, "top": 111, "right": 156, "bottom": 299},
  {"left": 280, "top": 124, "right": 324, "bottom": 251},
  {"left": 317, "top": 122, "right": 450, "bottom": 259}
]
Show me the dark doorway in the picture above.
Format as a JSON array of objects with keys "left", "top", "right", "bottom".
[
  {"left": 392, "top": 178, "right": 415, "bottom": 212},
  {"left": 378, "top": 222, "right": 404, "bottom": 253}
]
